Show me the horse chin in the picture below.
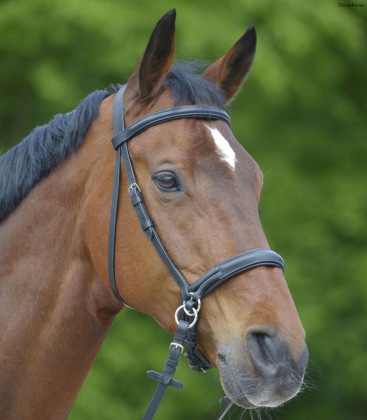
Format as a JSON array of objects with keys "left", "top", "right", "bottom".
[
  {"left": 218, "top": 369, "right": 257, "bottom": 409},
  {"left": 217, "top": 351, "right": 305, "bottom": 410},
  {"left": 220, "top": 380, "right": 256, "bottom": 409}
]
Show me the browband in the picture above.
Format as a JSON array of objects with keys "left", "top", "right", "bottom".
[{"left": 112, "top": 105, "right": 231, "bottom": 149}]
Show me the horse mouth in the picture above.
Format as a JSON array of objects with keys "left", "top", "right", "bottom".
[
  {"left": 217, "top": 347, "right": 307, "bottom": 409},
  {"left": 218, "top": 356, "right": 257, "bottom": 409},
  {"left": 219, "top": 374, "right": 257, "bottom": 409}
]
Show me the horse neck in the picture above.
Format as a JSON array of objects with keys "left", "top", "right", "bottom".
[{"left": 0, "top": 100, "right": 120, "bottom": 418}]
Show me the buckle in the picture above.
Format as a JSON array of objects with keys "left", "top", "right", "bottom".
[
  {"left": 169, "top": 342, "right": 184, "bottom": 354},
  {"left": 128, "top": 182, "right": 141, "bottom": 192}
]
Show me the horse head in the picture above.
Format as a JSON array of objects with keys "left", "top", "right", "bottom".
[{"left": 89, "top": 9, "right": 308, "bottom": 413}]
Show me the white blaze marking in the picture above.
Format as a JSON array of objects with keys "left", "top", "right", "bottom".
[{"left": 205, "top": 124, "right": 237, "bottom": 170}]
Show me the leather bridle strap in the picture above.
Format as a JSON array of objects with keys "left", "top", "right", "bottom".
[
  {"left": 108, "top": 85, "right": 285, "bottom": 419},
  {"left": 112, "top": 106, "right": 231, "bottom": 148},
  {"left": 188, "top": 249, "right": 284, "bottom": 301},
  {"left": 109, "top": 85, "right": 191, "bottom": 305},
  {"left": 108, "top": 84, "right": 234, "bottom": 304}
]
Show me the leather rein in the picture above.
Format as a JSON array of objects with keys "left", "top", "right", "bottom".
[{"left": 108, "top": 85, "right": 285, "bottom": 419}]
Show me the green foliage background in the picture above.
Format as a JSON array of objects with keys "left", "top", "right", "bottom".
[{"left": 1, "top": 0, "right": 366, "bottom": 418}]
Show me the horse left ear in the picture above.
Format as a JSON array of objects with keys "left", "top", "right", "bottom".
[
  {"left": 203, "top": 25, "right": 256, "bottom": 103},
  {"left": 127, "top": 9, "right": 176, "bottom": 101}
]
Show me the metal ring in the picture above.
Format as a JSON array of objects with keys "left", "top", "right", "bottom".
[
  {"left": 187, "top": 295, "right": 202, "bottom": 313},
  {"left": 183, "top": 305, "right": 197, "bottom": 317},
  {"left": 175, "top": 304, "right": 198, "bottom": 328},
  {"left": 184, "top": 298, "right": 201, "bottom": 316},
  {"left": 174, "top": 304, "right": 185, "bottom": 325}
]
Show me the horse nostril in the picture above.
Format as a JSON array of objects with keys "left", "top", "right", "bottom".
[
  {"left": 252, "top": 333, "right": 275, "bottom": 364},
  {"left": 246, "top": 327, "right": 287, "bottom": 375},
  {"left": 218, "top": 352, "right": 226, "bottom": 362}
]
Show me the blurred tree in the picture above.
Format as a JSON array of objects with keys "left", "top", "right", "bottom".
[{"left": 1, "top": 0, "right": 366, "bottom": 419}]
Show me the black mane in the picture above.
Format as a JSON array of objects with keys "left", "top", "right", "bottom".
[
  {"left": 0, "top": 62, "right": 224, "bottom": 219},
  {"left": 0, "top": 89, "right": 115, "bottom": 219}
]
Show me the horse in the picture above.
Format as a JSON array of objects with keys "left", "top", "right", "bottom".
[{"left": 0, "top": 9, "right": 308, "bottom": 419}]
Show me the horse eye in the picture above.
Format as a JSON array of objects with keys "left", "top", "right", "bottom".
[{"left": 153, "top": 172, "right": 179, "bottom": 192}]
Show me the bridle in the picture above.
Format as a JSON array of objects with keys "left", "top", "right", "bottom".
[{"left": 108, "top": 85, "right": 285, "bottom": 419}]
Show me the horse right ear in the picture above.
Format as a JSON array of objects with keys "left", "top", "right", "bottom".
[
  {"left": 203, "top": 25, "right": 257, "bottom": 103},
  {"left": 126, "top": 10, "right": 176, "bottom": 101}
]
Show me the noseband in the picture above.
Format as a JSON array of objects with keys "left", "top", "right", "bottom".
[{"left": 108, "top": 85, "right": 285, "bottom": 419}]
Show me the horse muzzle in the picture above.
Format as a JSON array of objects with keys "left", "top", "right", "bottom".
[{"left": 217, "top": 326, "right": 309, "bottom": 408}]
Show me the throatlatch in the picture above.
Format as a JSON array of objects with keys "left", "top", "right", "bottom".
[{"left": 108, "top": 85, "right": 285, "bottom": 419}]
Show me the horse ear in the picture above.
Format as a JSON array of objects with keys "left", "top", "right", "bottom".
[
  {"left": 203, "top": 25, "right": 256, "bottom": 103},
  {"left": 127, "top": 10, "right": 176, "bottom": 101}
]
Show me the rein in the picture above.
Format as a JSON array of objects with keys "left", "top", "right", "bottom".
[{"left": 108, "top": 85, "right": 285, "bottom": 419}]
